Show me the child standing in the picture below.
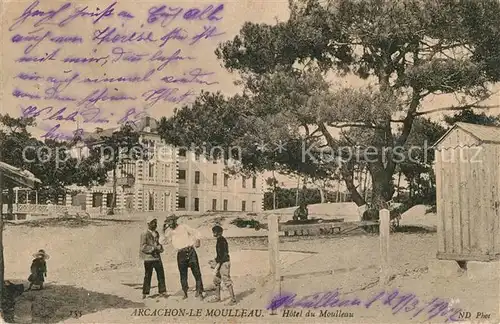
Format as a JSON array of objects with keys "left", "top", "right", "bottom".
[
  {"left": 28, "top": 249, "right": 49, "bottom": 290},
  {"left": 209, "top": 225, "right": 237, "bottom": 305}
]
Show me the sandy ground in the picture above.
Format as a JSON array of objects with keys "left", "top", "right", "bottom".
[
  {"left": 400, "top": 205, "right": 437, "bottom": 229},
  {"left": 4, "top": 212, "right": 498, "bottom": 324}
]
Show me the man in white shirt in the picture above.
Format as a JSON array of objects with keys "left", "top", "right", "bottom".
[{"left": 162, "top": 214, "right": 204, "bottom": 300}]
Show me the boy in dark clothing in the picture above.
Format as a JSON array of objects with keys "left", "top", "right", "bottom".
[
  {"left": 140, "top": 216, "right": 167, "bottom": 299},
  {"left": 27, "top": 249, "right": 48, "bottom": 290},
  {"left": 209, "top": 225, "right": 236, "bottom": 305}
]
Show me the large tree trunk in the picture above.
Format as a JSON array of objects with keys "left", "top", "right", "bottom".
[
  {"left": 317, "top": 123, "right": 366, "bottom": 206},
  {"left": 340, "top": 164, "right": 366, "bottom": 206},
  {"left": 369, "top": 164, "right": 395, "bottom": 210}
]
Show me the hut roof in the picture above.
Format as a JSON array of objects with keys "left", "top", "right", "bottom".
[
  {"left": 0, "top": 161, "right": 41, "bottom": 188},
  {"left": 433, "top": 122, "right": 500, "bottom": 148}
]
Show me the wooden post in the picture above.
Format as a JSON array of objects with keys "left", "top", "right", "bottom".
[
  {"left": 268, "top": 214, "right": 280, "bottom": 281},
  {"left": 268, "top": 213, "right": 280, "bottom": 315},
  {"left": 14, "top": 188, "right": 18, "bottom": 207},
  {"left": 379, "top": 209, "right": 390, "bottom": 284}
]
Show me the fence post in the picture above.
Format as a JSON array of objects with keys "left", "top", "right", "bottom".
[
  {"left": 379, "top": 209, "right": 390, "bottom": 284},
  {"left": 268, "top": 214, "right": 280, "bottom": 281},
  {"left": 268, "top": 213, "right": 280, "bottom": 314}
]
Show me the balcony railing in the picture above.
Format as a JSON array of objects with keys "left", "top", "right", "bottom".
[
  {"left": 2, "top": 204, "right": 83, "bottom": 215},
  {"left": 117, "top": 176, "right": 135, "bottom": 187}
]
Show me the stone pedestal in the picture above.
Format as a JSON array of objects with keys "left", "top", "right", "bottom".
[
  {"left": 466, "top": 260, "right": 500, "bottom": 281},
  {"left": 428, "top": 259, "right": 465, "bottom": 277},
  {"left": 429, "top": 259, "right": 500, "bottom": 281}
]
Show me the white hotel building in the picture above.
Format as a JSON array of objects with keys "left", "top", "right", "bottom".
[{"left": 68, "top": 117, "right": 264, "bottom": 215}]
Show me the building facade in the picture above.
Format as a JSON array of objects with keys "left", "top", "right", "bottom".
[
  {"left": 69, "top": 118, "right": 264, "bottom": 215},
  {"left": 177, "top": 150, "right": 263, "bottom": 212}
]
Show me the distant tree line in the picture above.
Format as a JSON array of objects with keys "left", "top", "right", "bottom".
[{"left": 262, "top": 109, "right": 500, "bottom": 213}]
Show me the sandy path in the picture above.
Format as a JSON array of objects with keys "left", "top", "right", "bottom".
[{"left": 5, "top": 219, "right": 499, "bottom": 323}]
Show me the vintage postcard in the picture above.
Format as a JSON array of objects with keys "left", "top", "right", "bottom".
[{"left": 0, "top": 0, "right": 499, "bottom": 323}]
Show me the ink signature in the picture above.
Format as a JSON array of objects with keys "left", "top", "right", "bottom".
[
  {"left": 8, "top": 0, "right": 116, "bottom": 31},
  {"left": 11, "top": 29, "right": 83, "bottom": 54},
  {"left": 142, "top": 87, "right": 196, "bottom": 106},
  {"left": 16, "top": 68, "right": 155, "bottom": 85},
  {"left": 80, "top": 69, "right": 155, "bottom": 84},
  {"left": 76, "top": 88, "right": 137, "bottom": 109},
  {"left": 149, "top": 49, "right": 195, "bottom": 71},
  {"left": 147, "top": 4, "right": 224, "bottom": 27},
  {"left": 267, "top": 289, "right": 464, "bottom": 322},
  {"left": 21, "top": 105, "right": 146, "bottom": 125},
  {"left": 58, "top": 1, "right": 117, "bottom": 26},
  {"left": 41, "top": 124, "right": 84, "bottom": 142},
  {"left": 161, "top": 68, "right": 219, "bottom": 86},
  {"left": 14, "top": 46, "right": 194, "bottom": 71},
  {"left": 21, "top": 105, "right": 106, "bottom": 124},
  {"left": 92, "top": 25, "right": 224, "bottom": 48}
]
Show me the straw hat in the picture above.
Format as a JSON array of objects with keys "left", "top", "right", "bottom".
[
  {"left": 146, "top": 215, "right": 157, "bottom": 225},
  {"left": 33, "top": 249, "right": 50, "bottom": 260},
  {"left": 165, "top": 214, "right": 179, "bottom": 222}
]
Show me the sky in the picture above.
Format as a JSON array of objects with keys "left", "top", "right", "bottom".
[{"left": 1, "top": 0, "right": 499, "bottom": 190}]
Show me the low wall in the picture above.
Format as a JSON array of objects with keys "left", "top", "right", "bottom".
[{"left": 2, "top": 204, "right": 84, "bottom": 220}]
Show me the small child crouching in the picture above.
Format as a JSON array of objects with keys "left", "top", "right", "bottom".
[
  {"left": 27, "top": 249, "right": 49, "bottom": 290},
  {"left": 209, "top": 225, "right": 236, "bottom": 305}
]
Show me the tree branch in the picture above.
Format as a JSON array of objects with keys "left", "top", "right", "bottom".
[
  {"left": 303, "top": 124, "right": 310, "bottom": 136},
  {"left": 414, "top": 104, "right": 500, "bottom": 116},
  {"left": 310, "top": 127, "right": 321, "bottom": 137},
  {"left": 396, "top": 89, "right": 421, "bottom": 147},
  {"left": 326, "top": 122, "right": 383, "bottom": 129},
  {"left": 414, "top": 90, "right": 499, "bottom": 117},
  {"left": 317, "top": 122, "right": 338, "bottom": 147},
  {"left": 340, "top": 130, "right": 357, "bottom": 147}
]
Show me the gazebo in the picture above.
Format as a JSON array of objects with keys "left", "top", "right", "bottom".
[
  {"left": 0, "top": 161, "right": 40, "bottom": 190},
  {"left": 0, "top": 162, "right": 41, "bottom": 217},
  {"left": 0, "top": 161, "right": 40, "bottom": 315}
]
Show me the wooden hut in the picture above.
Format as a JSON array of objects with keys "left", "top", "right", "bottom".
[{"left": 433, "top": 122, "right": 500, "bottom": 262}]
